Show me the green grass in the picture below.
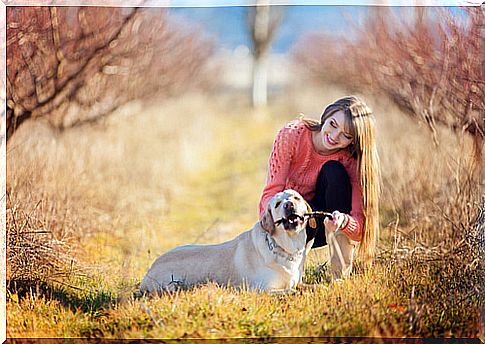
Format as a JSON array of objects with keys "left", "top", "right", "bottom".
[
  {"left": 7, "top": 270, "right": 403, "bottom": 338},
  {"left": 13, "top": 259, "right": 477, "bottom": 339}
]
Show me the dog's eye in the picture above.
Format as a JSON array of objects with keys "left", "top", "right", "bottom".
[
  {"left": 275, "top": 201, "right": 281, "bottom": 208},
  {"left": 294, "top": 196, "right": 301, "bottom": 201}
]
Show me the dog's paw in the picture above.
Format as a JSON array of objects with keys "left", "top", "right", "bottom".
[
  {"left": 165, "top": 279, "right": 188, "bottom": 292},
  {"left": 269, "top": 288, "right": 297, "bottom": 295}
]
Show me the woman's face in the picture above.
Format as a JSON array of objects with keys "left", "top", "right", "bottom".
[{"left": 316, "top": 110, "right": 353, "bottom": 154}]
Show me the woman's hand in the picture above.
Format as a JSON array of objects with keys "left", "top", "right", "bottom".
[{"left": 323, "top": 210, "right": 349, "bottom": 232}]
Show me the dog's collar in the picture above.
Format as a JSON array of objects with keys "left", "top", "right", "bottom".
[{"left": 264, "top": 233, "right": 304, "bottom": 262}]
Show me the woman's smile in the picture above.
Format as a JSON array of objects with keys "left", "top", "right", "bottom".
[
  {"left": 313, "top": 110, "right": 353, "bottom": 155},
  {"left": 325, "top": 133, "right": 338, "bottom": 146}
]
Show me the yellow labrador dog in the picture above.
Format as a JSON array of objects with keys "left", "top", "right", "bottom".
[{"left": 139, "top": 189, "right": 316, "bottom": 293}]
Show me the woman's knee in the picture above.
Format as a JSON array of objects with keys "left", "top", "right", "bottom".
[
  {"left": 318, "top": 160, "right": 350, "bottom": 186},
  {"left": 314, "top": 160, "right": 352, "bottom": 214}
]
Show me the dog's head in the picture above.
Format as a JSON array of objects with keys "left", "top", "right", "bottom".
[{"left": 260, "top": 189, "right": 312, "bottom": 235}]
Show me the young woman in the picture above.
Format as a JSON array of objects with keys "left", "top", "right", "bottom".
[{"left": 259, "top": 96, "right": 380, "bottom": 278}]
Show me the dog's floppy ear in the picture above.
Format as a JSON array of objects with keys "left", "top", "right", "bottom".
[
  {"left": 304, "top": 200, "right": 313, "bottom": 214},
  {"left": 260, "top": 206, "right": 275, "bottom": 235}
]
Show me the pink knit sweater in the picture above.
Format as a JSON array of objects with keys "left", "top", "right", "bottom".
[{"left": 259, "top": 120, "right": 364, "bottom": 242}]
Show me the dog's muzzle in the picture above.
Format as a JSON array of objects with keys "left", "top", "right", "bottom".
[{"left": 274, "top": 213, "right": 305, "bottom": 230}]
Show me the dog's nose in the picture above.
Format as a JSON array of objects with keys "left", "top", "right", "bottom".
[{"left": 283, "top": 201, "right": 295, "bottom": 211}]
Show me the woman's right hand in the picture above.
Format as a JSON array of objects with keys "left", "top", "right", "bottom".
[{"left": 323, "top": 210, "right": 349, "bottom": 232}]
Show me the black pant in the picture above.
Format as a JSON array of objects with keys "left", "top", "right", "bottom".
[{"left": 306, "top": 160, "right": 352, "bottom": 248}]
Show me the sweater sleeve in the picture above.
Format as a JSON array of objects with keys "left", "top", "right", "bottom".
[
  {"left": 259, "top": 122, "right": 302, "bottom": 219},
  {"left": 339, "top": 156, "right": 365, "bottom": 242}
]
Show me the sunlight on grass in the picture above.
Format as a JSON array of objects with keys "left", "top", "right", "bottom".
[{"left": 6, "top": 90, "right": 481, "bottom": 339}]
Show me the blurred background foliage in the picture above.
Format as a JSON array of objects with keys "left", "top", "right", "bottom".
[{"left": 6, "top": 7, "right": 216, "bottom": 137}]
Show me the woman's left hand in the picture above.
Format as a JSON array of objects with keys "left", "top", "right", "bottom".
[{"left": 323, "top": 210, "right": 349, "bottom": 232}]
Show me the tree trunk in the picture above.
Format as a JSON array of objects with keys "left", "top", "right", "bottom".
[
  {"left": 252, "top": 52, "right": 268, "bottom": 107},
  {"left": 248, "top": 4, "right": 282, "bottom": 108}
]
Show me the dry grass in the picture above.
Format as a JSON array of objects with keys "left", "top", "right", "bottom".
[{"left": 6, "top": 88, "right": 482, "bottom": 339}]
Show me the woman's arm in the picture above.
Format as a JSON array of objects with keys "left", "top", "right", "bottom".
[{"left": 259, "top": 122, "right": 302, "bottom": 219}]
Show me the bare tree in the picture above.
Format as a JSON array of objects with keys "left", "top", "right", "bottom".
[
  {"left": 6, "top": 6, "right": 216, "bottom": 139},
  {"left": 293, "top": 7, "right": 484, "bottom": 163},
  {"left": 248, "top": 3, "right": 283, "bottom": 107}
]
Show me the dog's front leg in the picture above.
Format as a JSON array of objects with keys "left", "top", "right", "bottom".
[{"left": 298, "top": 237, "right": 315, "bottom": 285}]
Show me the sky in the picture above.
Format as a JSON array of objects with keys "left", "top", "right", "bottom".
[
  {"left": 169, "top": 6, "right": 370, "bottom": 53},
  {"left": 162, "top": 0, "right": 481, "bottom": 5},
  {"left": 168, "top": 5, "right": 471, "bottom": 53}
]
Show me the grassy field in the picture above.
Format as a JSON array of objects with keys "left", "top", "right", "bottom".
[{"left": 6, "top": 88, "right": 482, "bottom": 339}]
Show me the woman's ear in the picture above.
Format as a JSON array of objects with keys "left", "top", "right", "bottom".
[{"left": 260, "top": 207, "right": 275, "bottom": 235}]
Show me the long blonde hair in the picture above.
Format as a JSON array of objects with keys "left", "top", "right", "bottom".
[{"left": 302, "top": 96, "right": 380, "bottom": 262}]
